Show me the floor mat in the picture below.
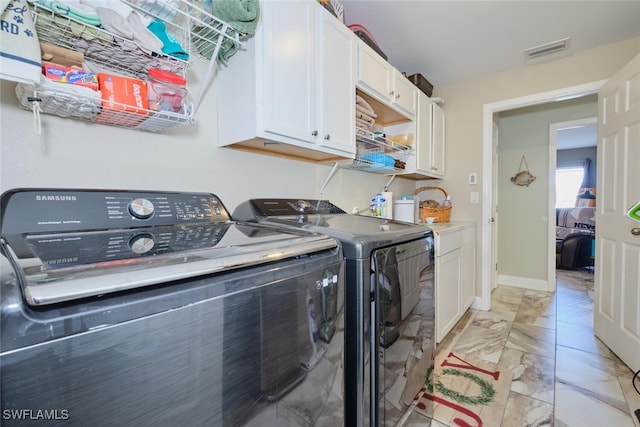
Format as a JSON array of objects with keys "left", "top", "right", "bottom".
[{"left": 412, "top": 352, "right": 512, "bottom": 427}]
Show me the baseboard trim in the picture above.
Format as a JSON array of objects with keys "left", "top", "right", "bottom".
[{"left": 497, "top": 274, "right": 552, "bottom": 292}]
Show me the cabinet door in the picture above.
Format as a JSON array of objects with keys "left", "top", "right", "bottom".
[
  {"left": 436, "top": 248, "right": 462, "bottom": 342},
  {"left": 261, "top": 1, "right": 316, "bottom": 143},
  {"left": 415, "top": 92, "right": 433, "bottom": 175},
  {"left": 356, "top": 41, "right": 392, "bottom": 104},
  {"left": 392, "top": 72, "right": 416, "bottom": 118},
  {"left": 460, "top": 226, "right": 476, "bottom": 311},
  {"left": 430, "top": 103, "right": 446, "bottom": 177},
  {"left": 318, "top": 10, "right": 355, "bottom": 154}
]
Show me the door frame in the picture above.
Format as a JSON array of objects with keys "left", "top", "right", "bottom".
[{"left": 479, "top": 80, "right": 606, "bottom": 309}]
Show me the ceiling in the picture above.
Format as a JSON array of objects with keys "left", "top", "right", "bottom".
[
  {"left": 556, "top": 122, "right": 597, "bottom": 150},
  {"left": 340, "top": 1, "right": 640, "bottom": 88}
]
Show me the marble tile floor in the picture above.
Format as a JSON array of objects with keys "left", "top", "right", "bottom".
[{"left": 403, "top": 268, "right": 640, "bottom": 427}]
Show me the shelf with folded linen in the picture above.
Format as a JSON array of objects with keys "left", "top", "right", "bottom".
[
  {"left": 16, "top": 78, "right": 194, "bottom": 133},
  {"left": 30, "top": 2, "right": 191, "bottom": 80},
  {"left": 339, "top": 128, "right": 414, "bottom": 173}
]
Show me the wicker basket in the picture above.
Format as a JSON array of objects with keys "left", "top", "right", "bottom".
[{"left": 413, "top": 186, "right": 451, "bottom": 223}]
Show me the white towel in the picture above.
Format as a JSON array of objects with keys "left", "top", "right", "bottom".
[
  {"left": 356, "top": 95, "right": 376, "bottom": 115},
  {"left": 356, "top": 103, "right": 377, "bottom": 118},
  {"left": 0, "top": 0, "right": 42, "bottom": 84}
]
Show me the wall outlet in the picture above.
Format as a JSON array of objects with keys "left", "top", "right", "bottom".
[{"left": 468, "top": 173, "right": 477, "bottom": 185}]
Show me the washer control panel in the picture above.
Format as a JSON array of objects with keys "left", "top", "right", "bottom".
[
  {"left": 0, "top": 190, "right": 231, "bottom": 258},
  {"left": 1, "top": 189, "right": 229, "bottom": 234}
]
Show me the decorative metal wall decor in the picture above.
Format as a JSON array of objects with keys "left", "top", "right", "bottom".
[{"left": 511, "top": 155, "right": 536, "bottom": 186}]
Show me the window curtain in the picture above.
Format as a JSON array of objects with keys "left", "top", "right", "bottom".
[{"left": 576, "top": 157, "right": 596, "bottom": 207}]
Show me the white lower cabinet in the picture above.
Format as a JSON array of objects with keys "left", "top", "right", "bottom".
[
  {"left": 217, "top": 0, "right": 355, "bottom": 160},
  {"left": 434, "top": 223, "right": 476, "bottom": 342}
]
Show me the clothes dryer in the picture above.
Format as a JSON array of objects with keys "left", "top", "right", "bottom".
[{"left": 233, "top": 198, "right": 435, "bottom": 427}]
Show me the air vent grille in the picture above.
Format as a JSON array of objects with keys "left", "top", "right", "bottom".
[{"left": 524, "top": 37, "right": 571, "bottom": 59}]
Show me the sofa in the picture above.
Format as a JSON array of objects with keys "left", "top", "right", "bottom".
[{"left": 556, "top": 207, "right": 595, "bottom": 270}]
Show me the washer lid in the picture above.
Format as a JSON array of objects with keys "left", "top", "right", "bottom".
[
  {"left": 233, "top": 199, "right": 432, "bottom": 258},
  {"left": 2, "top": 223, "right": 337, "bottom": 306},
  {"left": 0, "top": 189, "right": 338, "bottom": 306}
]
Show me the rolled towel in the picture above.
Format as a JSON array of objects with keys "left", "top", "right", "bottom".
[
  {"left": 356, "top": 118, "right": 374, "bottom": 130},
  {"left": 193, "top": 0, "right": 259, "bottom": 62},
  {"left": 356, "top": 103, "right": 376, "bottom": 118},
  {"left": 356, "top": 113, "right": 375, "bottom": 126},
  {"left": 356, "top": 94, "right": 375, "bottom": 115}
]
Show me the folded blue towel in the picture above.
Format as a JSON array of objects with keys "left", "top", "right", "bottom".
[
  {"left": 359, "top": 153, "right": 395, "bottom": 167},
  {"left": 147, "top": 19, "right": 189, "bottom": 60}
]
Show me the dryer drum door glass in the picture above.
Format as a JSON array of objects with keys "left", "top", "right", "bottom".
[{"left": 371, "top": 238, "right": 435, "bottom": 425}]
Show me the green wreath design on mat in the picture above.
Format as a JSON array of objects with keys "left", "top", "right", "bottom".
[{"left": 425, "top": 366, "right": 496, "bottom": 406}]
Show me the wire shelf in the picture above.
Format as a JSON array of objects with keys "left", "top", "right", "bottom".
[
  {"left": 20, "top": 1, "right": 249, "bottom": 132},
  {"left": 121, "top": 0, "right": 244, "bottom": 61},
  {"left": 342, "top": 128, "right": 414, "bottom": 173},
  {"left": 16, "top": 82, "right": 194, "bottom": 133},
  {"left": 30, "top": 2, "right": 191, "bottom": 80}
]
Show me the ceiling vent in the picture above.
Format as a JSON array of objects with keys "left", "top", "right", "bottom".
[{"left": 524, "top": 37, "right": 571, "bottom": 59}]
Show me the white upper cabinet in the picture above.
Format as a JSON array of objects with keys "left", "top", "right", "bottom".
[
  {"left": 317, "top": 10, "right": 356, "bottom": 154},
  {"left": 393, "top": 91, "right": 445, "bottom": 179},
  {"left": 356, "top": 40, "right": 416, "bottom": 119},
  {"left": 431, "top": 101, "right": 446, "bottom": 177},
  {"left": 217, "top": 0, "right": 355, "bottom": 160},
  {"left": 414, "top": 93, "right": 445, "bottom": 178}
]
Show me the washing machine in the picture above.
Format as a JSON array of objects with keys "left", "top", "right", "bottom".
[
  {"left": 233, "top": 199, "right": 435, "bottom": 427},
  {"left": 0, "top": 189, "right": 344, "bottom": 426}
]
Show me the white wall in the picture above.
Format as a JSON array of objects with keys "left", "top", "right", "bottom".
[
  {"left": 0, "top": 58, "right": 417, "bottom": 213},
  {"left": 433, "top": 35, "right": 639, "bottom": 302}
]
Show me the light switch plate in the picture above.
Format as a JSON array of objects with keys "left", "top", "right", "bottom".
[
  {"left": 470, "top": 192, "right": 479, "bottom": 204},
  {"left": 468, "top": 173, "right": 477, "bottom": 185}
]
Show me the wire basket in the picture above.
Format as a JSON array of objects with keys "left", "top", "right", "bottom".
[{"left": 413, "top": 186, "right": 451, "bottom": 223}]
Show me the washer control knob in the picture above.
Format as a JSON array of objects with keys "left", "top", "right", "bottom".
[
  {"left": 129, "top": 198, "right": 154, "bottom": 219},
  {"left": 129, "top": 233, "right": 155, "bottom": 254}
]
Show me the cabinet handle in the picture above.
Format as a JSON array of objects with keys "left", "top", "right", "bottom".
[
  {"left": 324, "top": 134, "right": 331, "bottom": 140},
  {"left": 389, "top": 90, "right": 395, "bottom": 97},
  {"left": 395, "top": 93, "right": 400, "bottom": 100},
  {"left": 431, "top": 166, "right": 438, "bottom": 171},
  {"left": 632, "top": 228, "right": 640, "bottom": 236},
  {"left": 311, "top": 130, "right": 318, "bottom": 136}
]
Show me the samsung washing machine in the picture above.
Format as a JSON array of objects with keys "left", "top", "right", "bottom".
[
  {"left": 0, "top": 189, "right": 345, "bottom": 426},
  {"left": 233, "top": 198, "right": 435, "bottom": 427}
]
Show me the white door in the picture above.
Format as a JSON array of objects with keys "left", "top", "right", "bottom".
[{"left": 594, "top": 53, "right": 640, "bottom": 372}]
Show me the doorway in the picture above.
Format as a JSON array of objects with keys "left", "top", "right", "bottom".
[
  {"left": 550, "top": 117, "right": 597, "bottom": 282},
  {"left": 479, "top": 80, "right": 606, "bottom": 310}
]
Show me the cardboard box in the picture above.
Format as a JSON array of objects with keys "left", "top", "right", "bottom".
[
  {"left": 97, "top": 73, "right": 148, "bottom": 126},
  {"left": 42, "top": 62, "right": 98, "bottom": 91}
]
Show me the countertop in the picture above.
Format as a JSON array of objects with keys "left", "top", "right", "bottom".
[{"left": 425, "top": 220, "right": 476, "bottom": 236}]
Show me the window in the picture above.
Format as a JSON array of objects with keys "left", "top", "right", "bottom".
[{"left": 556, "top": 167, "right": 584, "bottom": 208}]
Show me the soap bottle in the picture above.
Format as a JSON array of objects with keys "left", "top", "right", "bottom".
[
  {"left": 442, "top": 196, "right": 452, "bottom": 207},
  {"left": 371, "top": 193, "right": 385, "bottom": 217}
]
